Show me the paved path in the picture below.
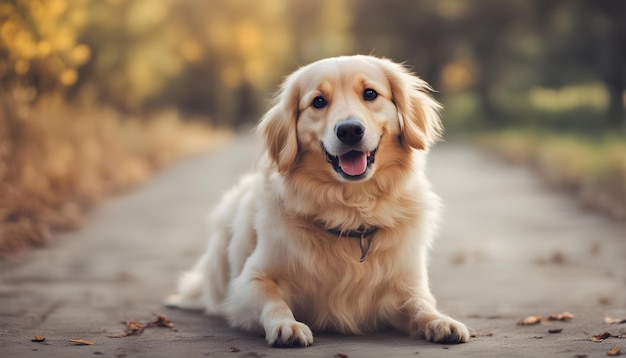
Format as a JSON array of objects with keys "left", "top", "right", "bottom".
[{"left": 1, "top": 134, "right": 625, "bottom": 357}]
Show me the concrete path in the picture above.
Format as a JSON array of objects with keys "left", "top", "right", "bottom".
[{"left": 1, "top": 134, "right": 625, "bottom": 357}]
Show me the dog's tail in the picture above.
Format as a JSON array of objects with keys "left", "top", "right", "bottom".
[{"left": 163, "top": 253, "right": 208, "bottom": 310}]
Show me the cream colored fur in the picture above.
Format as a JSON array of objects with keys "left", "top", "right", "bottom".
[{"left": 165, "top": 55, "right": 469, "bottom": 347}]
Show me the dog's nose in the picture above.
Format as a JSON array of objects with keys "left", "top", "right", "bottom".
[{"left": 335, "top": 119, "right": 365, "bottom": 145}]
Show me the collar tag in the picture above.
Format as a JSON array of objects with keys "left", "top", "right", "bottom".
[
  {"left": 359, "top": 232, "right": 373, "bottom": 262},
  {"left": 323, "top": 225, "right": 379, "bottom": 262}
]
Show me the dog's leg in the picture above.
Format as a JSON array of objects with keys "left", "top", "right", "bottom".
[
  {"left": 402, "top": 296, "right": 470, "bottom": 344},
  {"left": 226, "top": 274, "right": 314, "bottom": 347}
]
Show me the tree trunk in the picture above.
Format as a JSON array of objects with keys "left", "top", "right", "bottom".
[
  {"left": 603, "top": 1, "right": 626, "bottom": 129},
  {"left": 606, "top": 72, "right": 625, "bottom": 129}
]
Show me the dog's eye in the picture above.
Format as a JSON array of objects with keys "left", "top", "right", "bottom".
[
  {"left": 363, "top": 88, "right": 378, "bottom": 101},
  {"left": 312, "top": 96, "right": 328, "bottom": 109}
]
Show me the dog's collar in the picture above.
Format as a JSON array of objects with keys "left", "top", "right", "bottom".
[{"left": 324, "top": 225, "right": 379, "bottom": 262}]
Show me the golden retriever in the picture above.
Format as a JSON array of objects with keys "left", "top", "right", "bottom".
[{"left": 165, "top": 55, "right": 469, "bottom": 347}]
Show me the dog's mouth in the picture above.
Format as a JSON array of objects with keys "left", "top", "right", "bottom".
[{"left": 322, "top": 144, "right": 377, "bottom": 180}]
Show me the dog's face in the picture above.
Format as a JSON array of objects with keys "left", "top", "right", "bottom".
[{"left": 260, "top": 55, "right": 442, "bottom": 183}]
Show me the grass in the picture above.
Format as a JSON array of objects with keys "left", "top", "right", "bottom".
[
  {"left": 0, "top": 97, "right": 230, "bottom": 259},
  {"left": 475, "top": 130, "right": 626, "bottom": 220}
]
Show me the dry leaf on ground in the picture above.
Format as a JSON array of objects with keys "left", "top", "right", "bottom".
[
  {"left": 547, "top": 312, "right": 574, "bottom": 321},
  {"left": 605, "top": 317, "right": 626, "bottom": 324},
  {"left": 517, "top": 315, "right": 543, "bottom": 325},
  {"left": 32, "top": 336, "right": 46, "bottom": 342},
  {"left": 548, "top": 328, "right": 563, "bottom": 334},
  {"left": 107, "top": 320, "right": 146, "bottom": 338},
  {"left": 147, "top": 314, "right": 175, "bottom": 328},
  {"left": 536, "top": 252, "right": 565, "bottom": 265},
  {"left": 70, "top": 338, "right": 95, "bottom": 345},
  {"left": 108, "top": 314, "right": 175, "bottom": 338},
  {"left": 591, "top": 332, "right": 612, "bottom": 342},
  {"left": 607, "top": 345, "right": 621, "bottom": 356}
]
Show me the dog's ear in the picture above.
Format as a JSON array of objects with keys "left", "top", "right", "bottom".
[
  {"left": 258, "top": 78, "right": 299, "bottom": 173},
  {"left": 382, "top": 60, "right": 443, "bottom": 150}
]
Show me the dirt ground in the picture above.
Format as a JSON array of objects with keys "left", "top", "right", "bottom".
[{"left": 1, "top": 134, "right": 625, "bottom": 357}]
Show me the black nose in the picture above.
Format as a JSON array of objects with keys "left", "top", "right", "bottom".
[{"left": 335, "top": 119, "right": 365, "bottom": 145}]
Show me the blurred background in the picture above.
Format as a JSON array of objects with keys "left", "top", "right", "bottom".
[{"left": 1, "top": 0, "right": 624, "bottom": 258}]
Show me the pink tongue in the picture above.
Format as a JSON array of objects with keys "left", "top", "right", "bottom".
[{"left": 338, "top": 151, "right": 368, "bottom": 176}]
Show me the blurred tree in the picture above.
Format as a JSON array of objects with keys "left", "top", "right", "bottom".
[
  {"left": 75, "top": 0, "right": 302, "bottom": 122},
  {"left": 596, "top": 0, "right": 626, "bottom": 128},
  {"left": 2, "top": 0, "right": 623, "bottom": 129},
  {"left": 288, "top": 0, "right": 353, "bottom": 65},
  {"left": 449, "top": 0, "right": 521, "bottom": 123},
  {"left": 76, "top": 0, "right": 185, "bottom": 112},
  {"left": 352, "top": 0, "right": 525, "bottom": 124},
  {"left": 353, "top": 0, "right": 624, "bottom": 129},
  {"left": 0, "top": 0, "right": 91, "bottom": 192},
  {"left": 351, "top": 0, "right": 448, "bottom": 88},
  {"left": 0, "top": 0, "right": 91, "bottom": 101},
  {"left": 533, "top": 0, "right": 625, "bottom": 128}
]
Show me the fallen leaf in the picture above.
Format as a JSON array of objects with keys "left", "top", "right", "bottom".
[
  {"left": 589, "top": 242, "right": 601, "bottom": 256},
  {"left": 126, "top": 320, "right": 145, "bottom": 332},
  {"left": 450, "top": 253, "right": 466, "bottom": 266},
  {"left": 106, "top": 332, "right": 129, "bottom": 339},
  {"left": 607, "top": 345, "right": 621, "bottom": 356},
  {"left": 517, "top": 315, "right": 543, "bottom": 325},
  {"left": 548, "top": 328, "right": 563, "bottom": 334},
  {"left": 536, "top": 252, "right": 565, "bottom": 265},
  {"left": 550, "top": 252, "right": 565, "bottom": 264},
  {"left": 107, "top": 315, "right": 175, "bottom": 338},
  {"left": 148, "top": 314, "right": 175, "bottom": 328},
  {"left": 592, "top": 332, "right": 612, "bottom": 342},
  {"left": 335, "top": 354, "right": 349, "bottom": 358},
  {"left": 547, "top": 312, "right": 574, "bottom": 321},
  {"left": 107, "top": 320, "right": 146, "bottom": 338},
  {"left": 32, "top": 336, "right": 46, "bottom": 342},
  {"left": 605, "top": 317, "right": 626, "bottom": 325},
  {"left": 70, "top": 338, "right": 95, "bottom": 345}
]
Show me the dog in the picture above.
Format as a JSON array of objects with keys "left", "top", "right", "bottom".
[{"left": 165, "top": 55, "right": 470, "bottom": 347}]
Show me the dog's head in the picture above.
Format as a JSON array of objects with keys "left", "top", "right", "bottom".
[{"left": 259, "top": 55, "right": 442, "bottom": 183}]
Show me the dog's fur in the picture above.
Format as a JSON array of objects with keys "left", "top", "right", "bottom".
[{"left": 165, "top": 55, "right": 469, "bottom": 346}]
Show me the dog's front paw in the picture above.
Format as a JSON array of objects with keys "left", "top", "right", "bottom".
[
  {"left": 424, "top": 316, "right": 469, "bottom": 344},
  {"left": 265, "top": 320, "right": 314, "bottom": 347}
]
